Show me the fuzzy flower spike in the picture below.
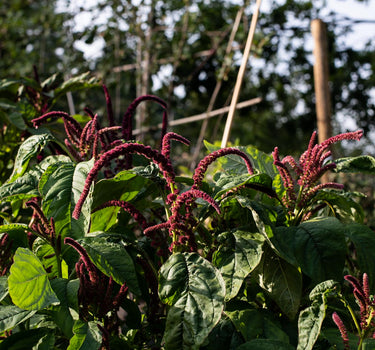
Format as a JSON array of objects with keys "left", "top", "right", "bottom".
[
  {"left": 73, "top": 142, "right": 176, "bottom": 220},
  {"left": 273, "top": 129, "right": 363, "bottom": 221},
  {"left": 192, "top": 147, "right": 254, "bottom": 190}
]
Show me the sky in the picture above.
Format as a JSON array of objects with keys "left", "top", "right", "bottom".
[{"left": 58, "top": 0, "right": 375, "bottom": 60}]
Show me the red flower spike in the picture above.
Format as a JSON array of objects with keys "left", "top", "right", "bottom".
[
  {"left": 102, "top": 84, "right": 115, "bottom": 127},
  {"left": 65, "top": 139, "right": 83, "bottom": 162},
  {"left": 363, "top": 273, "right": 370, "bottom": 300},
  {"left": 73, "top": 143, "right": 175, "bottom": 220},
  {"left": 332, "top": 312, "right": 350, "bottom": 350},
  {"left": 32, "top": 111, "right": 82, "bottom": 134},
  {"left": 161, "top": 132, "right": 190, "bottom": 160},
  {"left": 64, "top": 237, "right": 99, "bottom": 283},
  {"left": 192, "top": 148, "right": 253, "bottom": 189},
  {"left": 121, "top": 95, "right": 168, "bottom": 141},
  {"left": 83, "top": 107, "right": 95, "bottom": 119},
  {"left": 172, "top": 189, "right": 221, "bottom": 216}
]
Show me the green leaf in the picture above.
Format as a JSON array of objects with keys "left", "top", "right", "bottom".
[
  {"left": 363, "top": 338, "right": 375, "bottom": 349},
  {"left": 201, "top": 316, "right": 244, "bottom": 350},
  {"left": 32, "top": 331, "right": 55, "bottom": 350},
  {"left": 90, "top": 205, "right": 120, "bottom": 232},
  {"left": 313, "top": 190, "right": 364, "bottom": 223},
  {"left": 226, "top": 308, "right": 290, "bottom": 343},
  {"left": 8, "top": 247, "right": 59, "bottom": 310},
  {"left": 0, "top": 155, "right": 71, "bottom": 203},
  {"left": 321, "top": 328, "right": 359, "bottom": 350},
  {"left": 309, "top": 280, "right": 340, "bottom": 301},
  {"left": 297, "top": 302, "right": 326, "bottom": 350},
  {"left": 204, "top": 142, "right": 278, "bottom": 178},
  {"left": 334, "top": 155, "right": 375, "bottom": 174},
  {"left": 33, "top": 238, "right": 68, "bottom": 279},
  {"left": 0, "top": 328, "right": 53, "bottom": 350},
  {"left": 39, "top": 159, "right": 94, "bottom": 239},
  {"left": 91, "top": 170, "right": 154, "bottom": 209},
  {"left": 213, "top": 229, "right": 264, "bottom": 300},
  {"left": 0, "top": 305, "right": 36, "bottom": 333},
  {"left": 226, "top": 309, "right": 263, "bottom": 341},
  {"left": 159, "top": 252, "right": 226, "bottom": 350},
  {"left": 236, "top": 339, "right": 294, "bottom": 350},
  {"left": 0, "top": 224, "right": 30, "bottom": 250},
  {"left": 293, "top": 217, "right": 347, "bottom": 283},
  {"left": 121, "top": 297, "right": 142, "bottom": 329},
  {"left": 343, "top": 223, "right": 375, "bottom": 291},
  {"left": 297, "top": 280, "right": 340, "bottom": 350},
  {"left": 8, "top": 133, "right": 55, "bottom": 182},
  {"left": 256, "top": 244, "right": 302, "bottom": 319},
  {"left": 0, "top": 276, "right": 8, "bottom": 302},
  {"left": 53, "top": 72, "right": 99, "bottom": 103},
  {"left": 214, "top": 173, "right": 276, "bottom": 200},
  {"left": 67, "top": 320, "right": 102, "bottom": 350},
  {"left": 78, "top": 236, "right": 140, "bottom": 295},
  {"left": 0, "top": 173, "right": 38, "bottom": 202}
]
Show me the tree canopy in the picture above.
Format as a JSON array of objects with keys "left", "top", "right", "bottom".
[{"left": 1, "top": 0, "right": 374, "bottom": 157}]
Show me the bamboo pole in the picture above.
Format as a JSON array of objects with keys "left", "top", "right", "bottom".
[
  {"left": 311, "top": 19, "right": 332, "bottom": 183},
  {"left": 132, "top": 97, "right": 261, "bottom": 136},
  {"left": 221, "top": 0, "right": 262, "bottom": 148}
]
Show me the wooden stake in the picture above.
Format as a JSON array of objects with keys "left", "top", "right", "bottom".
[
  {"left": 221, "top": 0, "right": 262, "bottom": 148},
  {"left": 312, "top": 19, "right": 332, "bottom": 143},
  {"left": 311, "top": 19, "right": 332, "bottom": 183}
]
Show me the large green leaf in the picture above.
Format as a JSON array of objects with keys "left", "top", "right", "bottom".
[
  {"left": 39, "top": 159, "right": 94, "bottom": 239},
  {"left": 297, "top": 302, "right": 326, "bottom": 350},
  {"left": 78, "top": 236, "right": 140, "bottom": 295},
  {"left": 0, "top": 155, "right": 71, "bottom": 203},
  {"left": 214, "top": 173, "right": 276, "bottom": 200},
  {"left": 313, "top": 190, "right": 364, "bottom": 223},
  {"left": 91, "top": 169, "right": 155, "bottom": 209},
  {"left": 256, "top": 244, "right": 302, "bottom": 319},
  {"left": 52, "top": 72, "right": 100, "bottom": 104},
  {"left": 0, "top": 328, "right": 53, "bottom": 350},
  {"left": 33, "top": 238, "right": 69, "bottom": 279},
  {"left": 0, "top": 224, "right": 30, "bottom": 250},
  {"left": 8, "top": 247, "right": 59, "bottom": 310},
  {"left": 297, "top": 280, "right": 339, "bottom": 350},
  {"left": 200, "top": 316, "right": 244, "bottom": 350},
  {"left": 0, "top": 173, "right": 39, "bottom": 202},
  {"left": 343, "top": 223, "right": 375, "bottom": 291},
  {"left": 321, "top": 328, "right": 360, "bottom": 350},
  {"left": 0, "top": 276, "right": 8, "bottom": 302},
  {"left": 204, "top": 142, "right": 278, "bottom": 177},
  {"left": 159, "top": 252, "right": 225, "bottom": 350},
  {"left": 204, "top": 142, "right": 285, "bottom": 199},
  {"left": 0, "top": 305, "right": 36, "bottom": 333},
  {"left": 8, "top": 133, "right": 55, "bottom": 182},
  {"left": 226, "top": 308, "right": 289, "bottom": 343},
  {"left": 334, "top": 155, "right": 375, "bottom": 174},
  {"left": 213, "top": 229, "right": 264, "bottom": 300},
  {"left": 90, "top": 206, "right": 120, "bottom": 232},
  {"left": 292, "top": 217, "right": 347, "bottom": 283},
  {"left": 67, "top": 320, "right": 102, "bottom": 350}
]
